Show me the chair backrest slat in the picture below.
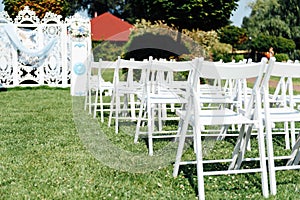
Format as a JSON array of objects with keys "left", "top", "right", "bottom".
[
  {"left": 146, "top": 57, "right": 194, "bottom": 94},
  {"left": 200, "top": 61, "right": 266, "bottom": 80},
  {"left": 270, "top": 61, "right": 300, "bottom": 78}
]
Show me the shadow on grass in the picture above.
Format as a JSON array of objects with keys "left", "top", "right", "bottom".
[
  {"left": 0, "top": 87, "right": 7, "bottom": 92},
  {"left": 6, "top": 85, "right": 70, "bottom": 91},
  {"left": 176, "top": 149, "right": 265, "bottom": 196}
]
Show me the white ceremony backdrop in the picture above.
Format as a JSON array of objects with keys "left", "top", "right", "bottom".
[{"left": 0, "top": 6, "right": 91, "bottom": 95}]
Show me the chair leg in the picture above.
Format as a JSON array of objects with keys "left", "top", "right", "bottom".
[
  {"left": 287, "top": 133, "right": 300, "bottom": 165},
  {"left": 130, "top": 93, "right": 136, "bottom": 120},
  {"left": 292, "top": 148, "right": 300, "bottom": 166},
  {"left": 84, "top": 89, "right": 88, "bottom": 111},
  {"left": 172, "top": 118, "right": 189, "bottom": 177},
  {"left": 234, "top": 125, "right": 252, "bottom": 170},
  {"left": 108, "top": 92, "right": 115, "bottom": 127},
  {"left": 290, "top": 121, "right": 296, "bottom": 147},
  {"left": 122, "top": 94, "right": 128, "bottom": 117},
  {"left": 173, "top": 106, "right": 192, "bottom": 177},
  {"left": 174, "top": 117, "right": 184, "bottom": 143},
  {"left": 135, "top": 97, "right": 146, "bottom": 143},
  {"left": 88, "top": 89, "right": 92, "bottom": 114},
  {"left": 157, "top": 103, "right": 163, "bottom": 132},
  {"left": 217, "top": 125, "right": 229, "bottom": 140},
  {"left": 115, "top": 95, "right": 120, "bottom": 134},
  {"left": 93, "top": 89, "right": 99, "bottom": 119},
  {"left": 284, "top": 121, "right": 290, "bottom": 149},
  {"left": 99, "top": 90, "right": 104, "bottom": 122},
  {"left": 257, "top": 124, "right": 269, "bottom": 198},
  {"left": 228, "top": 124, "right": 247, "bottom": 170},
  {"left": 194, "top": 122, "right": 205, "bottom": 200},
  {"left": 266, "top": 126, "right": 277, "bottom": 195},
  {"left": 148, "top": 101, "right": 154, "bottom": 156}
]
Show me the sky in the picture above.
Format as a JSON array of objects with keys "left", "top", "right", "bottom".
[
  {"left": 230, "top": 0, "right": 254, "bottom": 27},
  {"left": 0, "top": 0, "right": 252, "bottom": 27}
]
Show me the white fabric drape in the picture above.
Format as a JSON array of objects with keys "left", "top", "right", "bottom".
[{"left": 3, "top": 24, "right": 57, "bottom": 68}]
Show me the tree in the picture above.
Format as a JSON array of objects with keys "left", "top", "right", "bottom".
[
  {"left": 82, "top": 0, "right": 239, "bottom": 31},
  {"left": 278, "top": 0, "right": 300, "bottom": 48},
  {"left": 77, "top": 0, "right": 124, "bottom": 18},
  {"left": 218, "top": 25, "right": 248, "bottom": 50},
  {"left": 149, "top": 0, "right": 239, "bottom": 31},
  {"left": 3, "top": 0, "right": 81, "bottom": 19},
  {"left": 117, "top": 0, "right": 153, "bottom": 23},
  {"left": 242, "top": 0, "right": 300, "bottom": 48},
  {"left": 250, "top": 35, "right": 295, "bottom": 53}
]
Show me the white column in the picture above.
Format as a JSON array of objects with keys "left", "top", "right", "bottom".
[{"left": 70, "top": 40, "right": 89, "bottom": 96}]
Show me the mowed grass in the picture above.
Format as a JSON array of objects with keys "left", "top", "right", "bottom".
[{"left": 1, "top": 87, "right": 300, "bottom": 199}]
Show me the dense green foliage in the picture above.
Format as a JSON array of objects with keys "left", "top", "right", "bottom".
[
  {"left": 293, "top": 50, "right": 300, "bottom": 60},
  {"left": 82, "top": 0, "right": 239, "bottom": 31},
  {"left": 5, "top": 0, "right": 238, "bottom": 31},
  {"left": 274, "top": 53, "right": 290, "bottom": 62},
  {"left": 218, "top": 25, "right": 248, "bottom": 50},
  {"left": 3, "top": 0, "right": 79, "bottom": 19},
  {"left": 123, "top": 32, "right": 189, "bottom": 60},
  {"left": 123, "top": 20, "right": 227, "bottom": 61},
  {"left": 92, "top": 41, "right": 124, "bottom": 61},
  {"left": 243, "top": 0, "right": 300, "bottom": 49},
  {"left": 250, "top": 35, "right": 296, "bottom": 53},
  {"left": 79, "top": 0, "right": 123, "bottom": 18}
]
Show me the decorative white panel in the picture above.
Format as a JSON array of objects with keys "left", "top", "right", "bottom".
[
  {"left": 0, "top": 6, "right": 91, "bottom": 88},
  {"left": 0, "top": 11, "right": 14, "bottom": 86}
]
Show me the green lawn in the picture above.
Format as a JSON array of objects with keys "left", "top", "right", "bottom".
[{"left": 1, "top": 87, "right": 300, "bottom": 199}]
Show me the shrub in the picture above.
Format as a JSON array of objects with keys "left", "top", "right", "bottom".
[
  {"left": 290, "top": 49, "right": 300, "bottom": 60},
  {"left": 211, "top": 42, "right": 233, "bottom": 62},
  {"left": 122, "top": 32, "right": 189, "bottom": 60},
  {"left": 127, "top": 20, "right": 209, "bottom": 60},
  {"left": 92, "top": 41, "right": 124, "bottom": 61},
  {"left": 275, "top": 53, "right": 289, "bottom": 62},
  {"left": 250, "top": 35, "right": 296, "bottom": 54},
  {"left": 233, "top": 54, "right": 244, "bottom": 62},
  {"left": 182, "top": 29, "right": 219, "bottom": 58}
]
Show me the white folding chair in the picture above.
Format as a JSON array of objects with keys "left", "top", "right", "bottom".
[
  {"left": 84, "top": 61, "right": 97, "bottom": 114},
  {"left": 108, "top": 57, "right": 148, "bottom": 133},
  {"left": 262, "top": 57, "right": 300, "bottom": 195},
  {"left": 268, "top": 59, "right": 300, "bottom": 110},
  {"left": 269, "top": 76, "right": 288, "bottom": 108},
  {"left": 197, "top": 61, "right": 256, "bottom": 139},
  {"left": 173, "top": 57, "right": 269, "bottom": 200},
  {"left": 134, "top": 57, "right": 194, "bottom": 156},
  {"left": 198, "top": 60, "right": 255, "bottom": 108},
  {"left": 92, "top": 59, "right": 115, "bottom": 121}
]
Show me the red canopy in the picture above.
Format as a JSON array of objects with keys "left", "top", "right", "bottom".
[{"left": 90, "top": 12, "right": 133, "bottom": 41}]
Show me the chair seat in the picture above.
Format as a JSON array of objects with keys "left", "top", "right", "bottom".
[
  {"left": 286, "top": 95, "right": 300, "bottom": 107},
  {"left": 100, "top": 81, "right": 113, "bottom": 88},
  {"left": 146, "top": 92, "right": 187, "bottom": 104},
  {"left": 265, "top": 107, "right": 300, "bottom": 122},
  {"left": 176, "top": 108, "right": 255, "bottom": 126},
  {"left": 99, "top": 81, "right": 114, "bottom": 95},
  {"left": 199, "top": 94, "right": 238, "bottom": 104}
]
